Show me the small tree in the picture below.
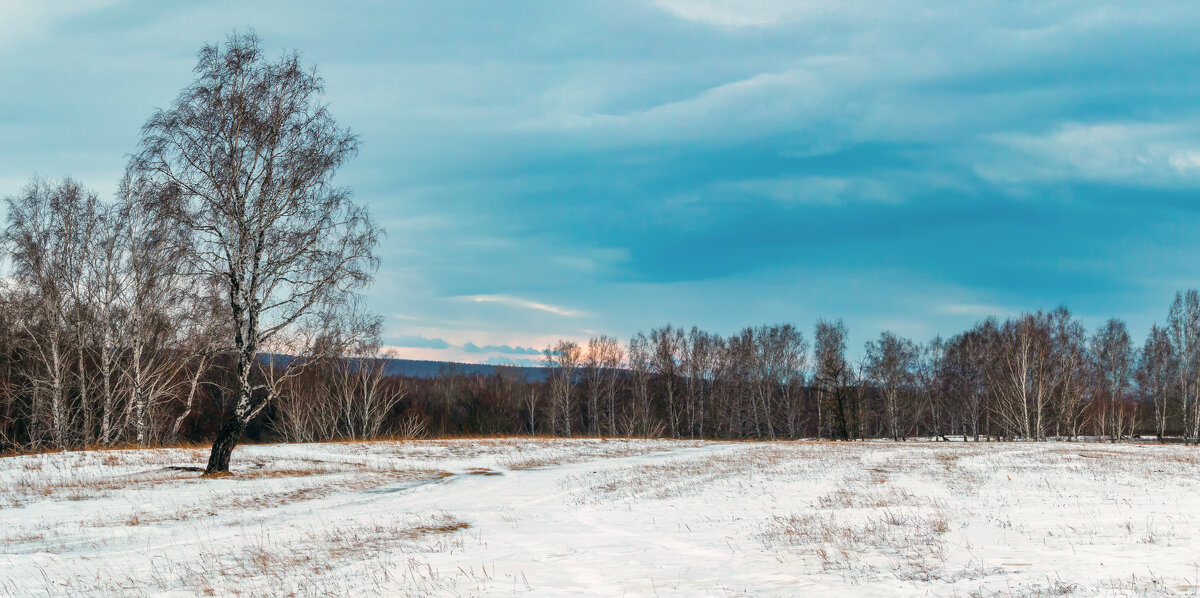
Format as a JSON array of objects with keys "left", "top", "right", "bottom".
[
  {"left": 1090, "top": 318, "right": 1133, "bottom": 441},
  {"left": 1167, "top": 291, "right": 1200, "bottom": 443},
  {"left": 626, "top": 333, "right": 657, "bottom": 436},
  {"left": 681, "top": 328, "right": 716, "bottom": 439},
  {"left": 865, "top": 331, "right": 918, "bottom": 441},
  {"left": 650, "top": 325, "right": 684, "bottom": 437},
  {"left": 543, "top": 340, "right": 582, "bottom": 436},
  {"left": 3, "top": 177, "right": 97, "bottom": 449},
  {"left": 814, "top": 319, "right": 851, "bottom": 440},
  {"left": 583, "top": 335, "right": 622, "bottom": 436},
  {"left": 135, "top": 32, "right": 381, "bottom": 473},
  {"left": 1137, "top": 324, "right": 1175, "bottom": 441}
]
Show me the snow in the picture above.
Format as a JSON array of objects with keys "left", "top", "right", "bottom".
[{"left": 2, "top": 439, "right": 1199, "bottom": 596}]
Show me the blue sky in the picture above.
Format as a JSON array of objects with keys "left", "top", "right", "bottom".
[{"left": 4, "top": 1, "right": 1200, "bottom": 364}]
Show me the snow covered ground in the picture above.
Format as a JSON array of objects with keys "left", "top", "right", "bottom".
[{"left": 2, "top": 439, "right": 1199, "bottom": 597}]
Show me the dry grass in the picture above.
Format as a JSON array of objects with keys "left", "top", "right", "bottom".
[
  {"left": 0, "top": 439, "right": 212, "bottom": 459},
  {"left": 130, "top": 514, "right": 474, "bottom": 597},
  {"left": 814, "top": 486, "right": 924, "bottom": 509},
  {"left": 501, "top": 438, "right": 706, "bottom": 470},
  {"left": 213, "top": 469, "right": 453, "bottom": 513},
  {"left": 2, "top": 463, "right": 201, "bottom": 507},
  {"left": 567, "top": 442, "right": 850, "bottom": 503},
  {"left": 759, "top": 508, "right": 954, "bottom": 582},
  {"left": 0, "top": 444, "right": 464, "bottom": 506}
]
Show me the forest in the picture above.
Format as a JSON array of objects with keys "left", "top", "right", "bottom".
[
  {"left": 228, "top": 294, "right": 1200, "bottom": 444},
  {"left": 0, "top": 259, "right": 1196, "bottom": 449}
]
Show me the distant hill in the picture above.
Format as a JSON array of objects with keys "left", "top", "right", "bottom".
[
  {"left": 260, "top": 354, "right": 550, "bottom": 381},
  {"left": 383, "top": 358, "right": 549, "bottom": 381}
]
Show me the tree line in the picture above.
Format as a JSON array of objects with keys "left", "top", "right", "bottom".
[
  {"left": 274, "top": 297, "right": 1199, "bottom": 444},
  {"left": 395, "top": 300, "right": 1197, "bottom": 443},
  {"left": 6, "top": 288, "right": 1196, "bottom": 450}
]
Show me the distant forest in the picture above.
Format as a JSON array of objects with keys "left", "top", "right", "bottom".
[{"left": 2, "top": 276, "right": 1199, "bottom": 448}]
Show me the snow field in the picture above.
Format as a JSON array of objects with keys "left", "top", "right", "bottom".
[{"left": 1, "top": 439, "right": 1199, "bottom": 596}]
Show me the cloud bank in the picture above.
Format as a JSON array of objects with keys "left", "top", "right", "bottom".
[{"left": 4, "top": 1, "right": 1200, "bottom": 359}]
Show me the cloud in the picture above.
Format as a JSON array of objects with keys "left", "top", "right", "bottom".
[
  {"left": 457, "top": 294, "right": 582, "bottom": 317},
  {"left": 710, "top": 176, "right": 906, "bottom": 206},
  {"left": 937, "top": 304, "right": 1007, "bottom": 318},
  {"left": 390, "top": 335, "right": 451, "bottom": 350},
  {"left": 381, "top": 338, "right": 554, "bottom": 365},
  {"left": 0, "top": 1, "right": 121, "bottom": 51},
  {"left": 651, "top": 0, "right": 824, "bottom": 28},
  {"left": 980, "top": 121, "right": 1200, "bottom": 188},
  {"left": 520, "top": 68, "right": 845, "bottom": 151},
  {"left": 383, "top": 329, "right": 561, "bottom": 364},
  {"left": 462, "top": 342, "right": 543, "bottom": 355}
]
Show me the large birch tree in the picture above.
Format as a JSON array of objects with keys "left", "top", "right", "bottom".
[{"left": 135, "top": 32, "right": 381, "bottom": 473}]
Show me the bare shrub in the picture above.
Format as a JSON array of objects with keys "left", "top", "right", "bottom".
[{"left": 396, "top": 412, "right": 430, "bottom": 440}]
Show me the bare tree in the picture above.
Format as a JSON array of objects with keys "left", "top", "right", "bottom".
[
  {"left": 115, "top": 172, "right": 195, "bottom": 446},
  {"left": 523, "top": 386, "right": 541, "bottom": 435},
  {"left": 135, "top": 32, "right": 381, "bottom": 473},
  {"left": 1049, "top": 307, "right": 1088, "bottom": 439},
  {"left": 1167, "top": 290, "right": 1200, "bottom": 443},
  {"left": 543, "top": 340, "right": 582, "bottom": 436},
  {"left": 1090, "top": 318, "right": 1134, "bottom": 441},
  {"left": 864, "top": 331, "right": 918, "bottom": 441},
  {"left": 772, "top": 325, "right": 808, "bottom": 439},
  {"left": 3, "top": 178, "right": 99, "bottom": 448},
  {"left": 89, "top": 197, "right": 129, "bottom": 445},
  {"left": 718, "top": 330, "right": 753, "bottom": 438},
  {"left": 989, "top": 313, "right": 1058, "bottom": 440},
  {"left": 650, "top": 325, "right": 684, "bottom": 437},
  {"left": 625, "top": 333, "right": 658, "bottom": 436},
  {"left": 329, "top": 310, "right": 401, "bottom": 440},
  {"left": 582, "top": 340, "right": 603, "bottom": 436},
  {"left": 814, "top": 319, "right": 851, "bottom": 440},
  {"left": 681, "top": 328, "right": 718, "bottom": 439},
  {"left": 744, "top": 324, "right": 806, "bottom": 440},
  {"left": 331, "top": 352, "right": 405, "bottom": 440},
  {"left": 64, "top": 195, "right": 103, "bottom": 445},
  {"left": 945, "top": 322, "right": 994, "bottom": 440},
  {"left": 916, "top": 336, "right": 947, "bottom": 440},
  {"left": 583, "top": 335, "right": 622, "bottom": 436},
  {"left": 1137, "top": 324, "right": 1175, "bottom": 441},
  {"left": 0, "top": 288, "right": 21, "bottom": 450},
  {"left": 270, "top": 359, "right": 337, "bottom": 442}
]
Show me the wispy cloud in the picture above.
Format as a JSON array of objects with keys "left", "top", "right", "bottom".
[
  {"left": 937, "top": 304, "right": 1007, "bottom": 318},
  {"left": 462, "top": 342, "right": 542, "bottom": 356},
  {"left": 0, "top": 1, "right": 121, "bottom": 51},
  {"left": 390, "top": 335, "right": 451, "bottom": 350},
  {"left": 457, "top": 294, "right": 582, "bottom": 317},
  {"left": 652, "top": 0, "right": 820, "bottom": 28},
  {"left": 981, "top": 121, "right": 1200, "bottom": 188},
  {"left": 710, "top": 175, "right": 908, "bottom": 206}
]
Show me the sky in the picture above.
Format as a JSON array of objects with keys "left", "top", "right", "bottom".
[{"left": 3, "top": 1, "right": 1200, "bottom": 365}]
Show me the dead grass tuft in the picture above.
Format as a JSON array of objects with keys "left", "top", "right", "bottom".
[{"left": 759, "top": 508, "right": 952, "bottom": 581}]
